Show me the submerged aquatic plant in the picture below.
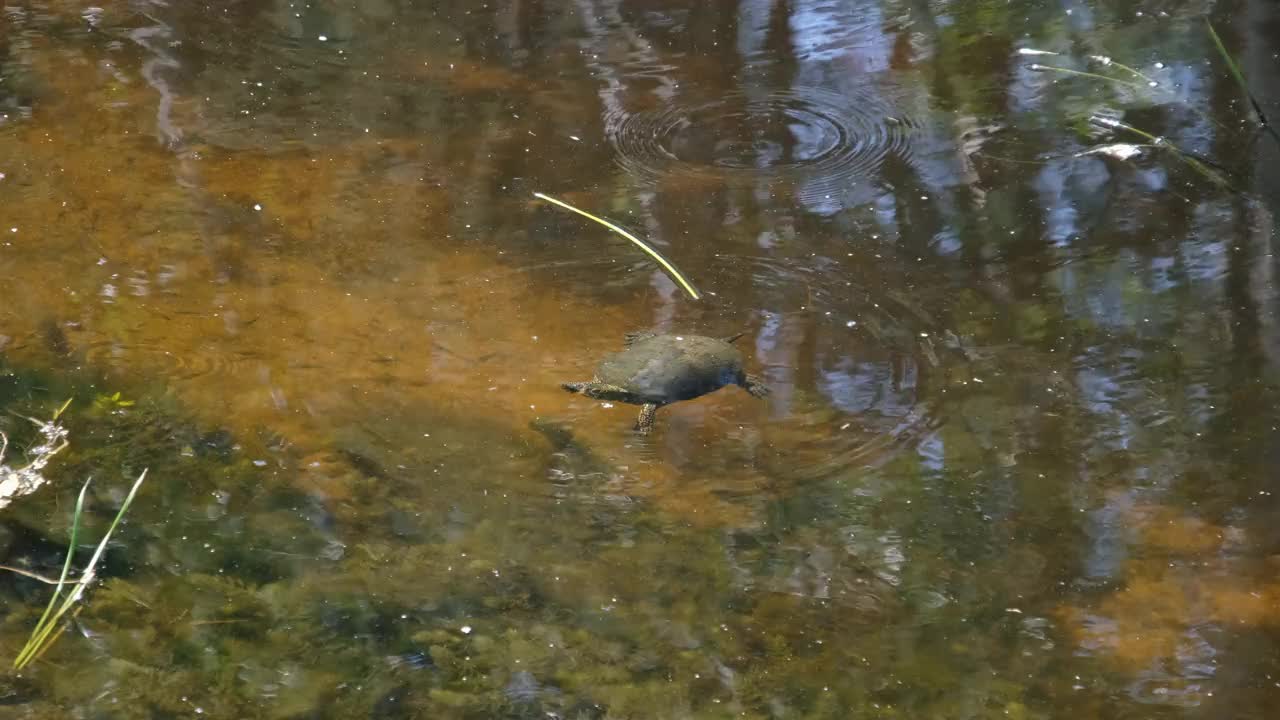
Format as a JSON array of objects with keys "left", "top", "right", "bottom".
[
  {"left": 1027, "top": 62, "right": 1147, "bottom": 92},
  {"left": 1024, "top": 27, "right": 1280, "bottom": 174},
  {"left": 11, "top": 469, "right": 148, "bottom": 669},
  {"left": 92, "top": 391, "right": 136, "bottom": 412},
  {"left": 1085, "top": 54, "right": 1158, "bottom": 87},
  {"left": 1026, "top": 52, "right": 1229, "bottom": 138},
  {"left": 1019, "top": 41, "right": 1243, "bottom": 190},
  {"left": 1087, "top": 115, "right": 1234, "bottom": 189},
  {"left": 533, "top": 191, "right": 701, "bottom": 300}
]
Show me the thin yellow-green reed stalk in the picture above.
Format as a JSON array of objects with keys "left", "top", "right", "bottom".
[{"left": 533, "top": 192, "right": 701, "bottom": 300}]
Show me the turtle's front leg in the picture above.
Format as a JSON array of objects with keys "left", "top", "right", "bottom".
[
  {"left": 741, "top": 374, "right": 770, "bottom": 399},
  {"left": 634, "top": 404, "right": 658, "bottom": 434},
  {"left": 562, "top": 382, "right": 634, "bottom": 402}
]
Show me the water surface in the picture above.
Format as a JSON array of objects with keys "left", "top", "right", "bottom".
[{"left": 1, "top": 1, "right": 1279, "bottom": 718}]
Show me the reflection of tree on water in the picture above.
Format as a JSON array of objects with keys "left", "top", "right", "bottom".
[{"left": 568, "top": 1, "right": 1280, "bottom": 711}]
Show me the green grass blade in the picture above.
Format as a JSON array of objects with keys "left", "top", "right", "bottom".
[
  {"left": 13, "top": 469, "right": 148, "bottom": 669},
  {"left": 1207, "top": 20, "right": 1279, "bottom": 144},
  {"left": 1206, "top": 21, "right": 1253, "bottom": 111},
  {"left": 29, "top": 607, "right": 82, "bottom": 666},
  {"left": 533, "top": 192, "right": 701, "bottom": 300},
  {"left": 52, "top": 397, "right": 73, "bottom": 421},
  {"left": 14, "top": 478, "right": 90, "bottom": 669},
  {"left": 68, "top": 469, "right": 148, "bottom": 603}
]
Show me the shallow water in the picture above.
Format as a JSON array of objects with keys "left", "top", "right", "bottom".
[{"left": 1, "top": 0, "right": 1279, "bottom": 717}]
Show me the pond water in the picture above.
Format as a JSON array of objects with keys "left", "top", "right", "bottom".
[{"left": 1, "top": 0, "right": 1279, "bottom": 717}]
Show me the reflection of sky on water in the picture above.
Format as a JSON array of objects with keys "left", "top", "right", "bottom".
[
  {"left": 817, "top": 356, "right": 915, "bottom": 415},
  {"left": 1080, "top": 488, "right": 1132, "bottom": 582},
  {"left": 788, "top": 0, "right": 889, "bottom": 68}
]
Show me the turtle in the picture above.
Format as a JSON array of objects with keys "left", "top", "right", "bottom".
[{"left": 561, "top": 331, "right": 769, "bottom": 434}]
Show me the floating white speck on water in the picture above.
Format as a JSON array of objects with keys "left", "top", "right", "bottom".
[
  {"left": 318, "top": 35, "right": 328, "bottom": 41},
  {"left": 846, "top": 320, "right": 857, "bottom": 327},
  {"left": 1018, "top": 48, "right": 1059, "bottom": 56},
  {"left": 460, "top": 625, "right": 472, "bottom": 634},
  {"left": 253, "top": 203, "right": 262, "bottom": 211},
  {"left": 1077, "top": 143, "right": 1144, "bottom": 161}
]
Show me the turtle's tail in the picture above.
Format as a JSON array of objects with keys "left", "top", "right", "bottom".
[
  {"left": 561, "top": 382, "right": 586, "bottom": 394},
  {"left": 724, "top": 331, "right": 748, "bottom": 344}
]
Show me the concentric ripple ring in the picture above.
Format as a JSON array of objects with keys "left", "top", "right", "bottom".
[{"left": 604, "top": 86, "right": 918, "bottom": 199}]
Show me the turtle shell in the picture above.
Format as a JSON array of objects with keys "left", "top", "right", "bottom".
[{"left": 595, "top": 334, "right": 746, "bottom": 405}]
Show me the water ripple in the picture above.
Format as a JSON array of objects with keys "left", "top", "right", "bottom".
[
  {"left": 604, "top": 86, "right": 919, "bottom": 203},
  {"left": 706, "top": 252, "right": 950, "bottom": 483},
  {"left": 80, "top": 337, "right": 263, "bottom": 383}
]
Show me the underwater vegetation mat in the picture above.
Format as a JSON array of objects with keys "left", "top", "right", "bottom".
[{"left": 0, "top": 396, "right": 150, "bottom": 669}]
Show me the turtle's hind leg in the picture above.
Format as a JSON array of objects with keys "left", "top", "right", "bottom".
[
  {"left": 634, "top": 404, "right": 659, "bottom": 434},
  {"left": 624, "top": 331, "right": 656, "bottom": 347},
  {"left": 741, "top": 374, "right": 770, "bottom": 399}
]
